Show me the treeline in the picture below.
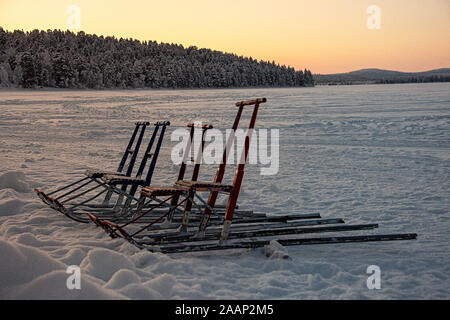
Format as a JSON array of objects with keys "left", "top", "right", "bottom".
[
  {"left": 376, "top": 75, "right": 450, "bottom": 84},
  {"left": 0, "top": 28, "right": 314, "bottom": 89}
]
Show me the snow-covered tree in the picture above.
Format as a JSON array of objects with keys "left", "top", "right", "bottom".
[{"left": 0, "top": 29, "right": 315, "bottom": 89}]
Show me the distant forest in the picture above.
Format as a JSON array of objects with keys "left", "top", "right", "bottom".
[
  {"left": 0, "top": 28, "right": 314, "bottom": 89},
  {"left": 314, "top": 68, "right": 450, "bottom": 86},
  {"left": 375, "top": 76, "right": 450, "bottom": 84}
]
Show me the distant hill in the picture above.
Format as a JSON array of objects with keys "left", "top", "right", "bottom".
[
  {"left": 314, "top": 68, "right": 450, "bottom": 85},
  {"left": 0, "top": 28, "right": 314, "bottom": 89}
]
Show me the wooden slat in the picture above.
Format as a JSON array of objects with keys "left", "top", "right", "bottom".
[
  {"left": 101, "top": 174, "right": 144, "bottom": 185},
  {"left": 141, "top": 186, "right": 183, "bottom": 197},
  {"left": 235, "top": 98, "right": 267, "bottom": 107},
  {"left": 174, "top": 180, "right": 233, "bottom": 192}
]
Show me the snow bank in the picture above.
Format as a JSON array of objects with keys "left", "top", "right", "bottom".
[
  {"left": 104, "top": 269, "right": 141, "bottom": 289},
  {"left": 0, "top": 238, "right": 179, "bottom": 299},
  {"left": 0, "top": 239, "right": 125, "bottom": 299},
  {"left": 0, "top": 188, "right": 37, "bottom": 218},
  {"left": 0, "top": 171, "right": 31, "bottom": 193},
  {"left": 117, "top": 283, "right": 162, "bottom": 299},
  {"left": 8, "top": 270, "right": 126, "bottom": 300},
  {"left": 0, "top": 197, "right": 26, "bottom": 217},
  {"left": 143, "top": 274, "right": 176, "bottom": 298},
  {"left": 0, "top": 238, "right": 62, "bottom": 288},
  {"left": 264, "top": 240, "right": 290, "bottom": 259},
  {"left": 80, "top": 248, "right": 136, "bottom": 281}
]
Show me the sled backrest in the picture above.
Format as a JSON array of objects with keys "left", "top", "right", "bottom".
[
  {"left": 117, "top": 121, "right": 150, "bottom": 176},
  {"left": 204, "top": 98, "right": 266, "bottom": 217},
  {"left": 124, "top": 121, "right": 171, "bottom": 197},
  {"left": 169, "top": 122, "right": 213, "bottom": 208},
  {"left": 141, "top": 121, "right": 171, "bottom": 187}
]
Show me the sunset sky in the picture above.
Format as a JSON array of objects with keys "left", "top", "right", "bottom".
[{"left": 1, "top": 0, "right": 449, "bottom": 74}]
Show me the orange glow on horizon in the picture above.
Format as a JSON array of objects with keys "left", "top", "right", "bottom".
[{"left": 0, "top": 0, "right": 449, "bottom": 74}]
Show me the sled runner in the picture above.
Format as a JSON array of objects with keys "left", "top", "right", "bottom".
[
  {"left": 87, "top": 98, "right": 417, "bottom": 254},
  {"left": 34, "top": 121, "right": 170, "bottom": 222}
]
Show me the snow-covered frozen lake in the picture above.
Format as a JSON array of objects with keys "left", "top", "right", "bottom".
[{"left": 0, "top": 83, "right": 449, "bottom": 299}]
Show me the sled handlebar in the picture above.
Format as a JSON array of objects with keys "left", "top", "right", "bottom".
[
  {"left": 135, "top": 121, "right": 151, "bottom": 126},
  {"left": 154, "top": 121, "right": 171, "bottom": 126},
  {"left": 235, "top": 98, "right": 267, "bottom": 107},
  {"left": 134, "top": 121, "right": 170, "bottom": 126},
  {"left": 187, "top": 123, "right": 213, "bottom": 129}
]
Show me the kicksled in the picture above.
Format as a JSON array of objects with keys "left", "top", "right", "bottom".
[{"left": 35, "top": 98, "right": 417, "bottom": 254}]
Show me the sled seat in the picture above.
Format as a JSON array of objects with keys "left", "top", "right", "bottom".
[
  {"left": 140, "top": 186, "right": 183, "bottom": 197},
  {"left": 101, "top": 174, "right": 145, "bottom": 186},
  {"left": 174, "top": 180, "right": 233, "bottom": 193},
  {"left": 140, "top": 181, "right": 233, "bottom": 198},
  {"left": 85, "top": 169, "right": 128, "bottom": 179}
]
